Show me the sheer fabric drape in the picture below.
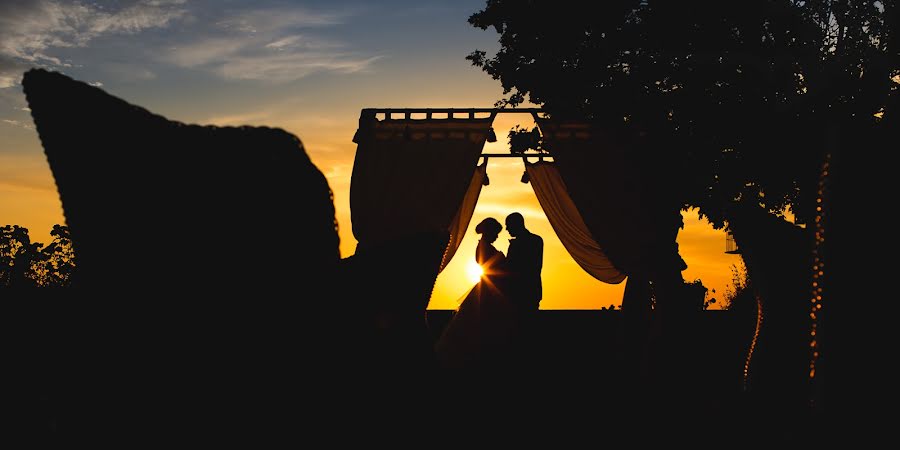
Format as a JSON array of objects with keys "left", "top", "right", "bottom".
[
  {"left": 441, "top": 164, "right": 487, "bottom": 271},
  {"left": 525, "top": 161, "right": 625, "bottom": 284},
  {"left": 350, "top": 116, "right": 494, "bottom": 270},
  {"left": 534, "top": 120, "right": 647, "bottom": 274}
]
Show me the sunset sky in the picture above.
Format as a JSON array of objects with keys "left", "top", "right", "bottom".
[{"left": 0, "top": 0, "right": 741, "bottom": 309}]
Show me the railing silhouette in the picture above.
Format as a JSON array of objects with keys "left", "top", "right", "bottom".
[{"left": 358, "top": 107, "right": 552, "bottom": 159}]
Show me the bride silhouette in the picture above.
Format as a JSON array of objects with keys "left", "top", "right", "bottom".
[{"left": 435, "top": 217, "right": 519, "bottom": 369}]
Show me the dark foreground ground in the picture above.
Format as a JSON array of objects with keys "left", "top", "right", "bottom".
[
  {"left": 425, "top": 309, "right": 829, "bottom": 441},
  {"left": 14, "top": 306, "right": 835, "bottom": 444},
  {"left": 427, "top": 309, "right": 750, "bottom": 386}
]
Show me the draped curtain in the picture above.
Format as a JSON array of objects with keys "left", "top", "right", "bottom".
[
  {"left": 534, "top": 120, "right": 647, "bottom": 275},
  {"left": 525, "top": 161, "right": 625, "bottom": 284},
  {"left": 441, "top": 164, "right": 487, "bottom": 271},
  {"left": 350, "top": 115, "right": 494, "bottom": 271}
]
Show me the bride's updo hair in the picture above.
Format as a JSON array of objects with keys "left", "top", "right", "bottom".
[{"left": 475, "top": 217, "right": 502, "bottom": 236}]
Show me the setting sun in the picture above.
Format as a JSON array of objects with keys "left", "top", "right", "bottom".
[{"left": 465, "top": 261, "right": 484, "bottom": 284}]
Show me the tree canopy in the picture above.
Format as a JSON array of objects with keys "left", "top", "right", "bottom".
[
  {"left": 1, "top": 225, "right": 75, "bottom": 288},
  {"left": 468, "top": 0, "right": 896, "bottom": 227}
]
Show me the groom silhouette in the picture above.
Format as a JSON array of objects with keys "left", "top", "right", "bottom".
[{"left": 505, "top": 212, "right": 544, "bottom": 311}]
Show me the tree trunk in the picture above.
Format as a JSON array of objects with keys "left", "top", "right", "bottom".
[{"left": 727, "top": 199, "right": 813, "bottom": 413}]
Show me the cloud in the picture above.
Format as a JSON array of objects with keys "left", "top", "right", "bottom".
[
  {"left": 2, "top": 119, "right": 35, "bottom": 131},
  {"left": 0, "top": 55, "right": 30, "bottom": 88},
  {"left": 0, "top": 0, "right": 187, "bottom": 88},
  {"left": 215, "top": 7, "right": 343, "bottom": 34},
  {"left": 0, "top": 153, "right": 61, "bottom": 191},
  {"left": 97, "top": 62, "right": 157, "bottom": 82},
  {"left": 265, "top": 36, "right": 304, "bottom": 50},
  {"left": 0, "top": 2, "right": 379, "bottom": 87},
  {"left": 217, "top": 52, "right": 381, "bottom": 82},
  {"left": 204, "top": 110, "right": 275, "bottom": 127},
  {"left": 88, "top": 0, "right": 188, "bottom": 35},
  {"left": 319, "top": 162, "right": 353, "bottom": 184},
  {"left": 0, "top": 74, "right": 21, "bottom": 89},
  {"left": 164, "top": 7, "right": 381, "bottom": 82}
]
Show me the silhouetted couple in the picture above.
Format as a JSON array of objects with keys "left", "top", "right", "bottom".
[{"left": 435, "top": 212, "right": 543, "bottom": 369}]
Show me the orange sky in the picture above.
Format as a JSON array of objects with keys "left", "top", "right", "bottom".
[{"left": 0, "top": 1, "right": 742, "bottom": 309}]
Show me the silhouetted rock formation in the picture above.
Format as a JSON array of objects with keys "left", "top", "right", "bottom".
[{"left": 23, "top": 69, "right": 342, "bottom": 442}]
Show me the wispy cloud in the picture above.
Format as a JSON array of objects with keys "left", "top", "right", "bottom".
[
  {"left": 97, "top": 62, "right": 158, "bottom": 82},
  {"left": 204, "top": 110, "right": 275, "bottom": 127},
  {"left": 215, "top": 8, "right": 343, "bottom": 34},
  {"left": 165, "top": 7, "right": 381, "bottom": 82},
  {"left": 217, "top": 52, "right": 381, "bottom": 82},
  {"left": 0, "top": 154, "right": 60, "bottom": 192},
  {"left": 0, "top": 55, "right": 31, "bottom": 88},
  {"left": 0, "top": 1, "right": 380, "bottom": 87},
  {"left": 2, "top": 119, "right": 35, "bottom": 131},
  {"left": 0, "top": 0, "right": 187, "bottom": 87}
]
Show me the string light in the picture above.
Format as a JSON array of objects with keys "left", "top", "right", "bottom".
[
  {"left": 808, "top": 152, "right": 831, "bottom": 407},
  {"left": 743, "top": 293, "right": 764, "bottom": 392}
]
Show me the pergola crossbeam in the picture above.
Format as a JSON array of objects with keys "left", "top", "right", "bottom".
[
  {"left": 361, "top": 107, "right": 545, "bottom": 120},
  {"left": 358, "top": 107, "right": 552, "bottom": 159},
  {"left": 479, "top": 153, "right": 551, "bottom": 159}
]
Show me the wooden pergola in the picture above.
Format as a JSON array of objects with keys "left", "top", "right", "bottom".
[{"left": 360, "top": 107, "right": 551, "bottom": 159}]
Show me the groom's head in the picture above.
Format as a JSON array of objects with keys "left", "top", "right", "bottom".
[{"left": 505, "top": 212, "right": 526, "bottom": 237}]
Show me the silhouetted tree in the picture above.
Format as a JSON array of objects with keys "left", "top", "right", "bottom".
[
  {"left": 1, "top": 225, "right": 42, "bottom": 288},
  {"left": 468, "top": 0, "right": 894, "bottom": 415},
  {"left": 1, "top": 224, "right": 75, "bottom": 288},
  {"left": 31, "top": 224, "right": 76, "bottom": 287},
  {"left": 468, "top": 0, "right": 893, "bottom": 227}
]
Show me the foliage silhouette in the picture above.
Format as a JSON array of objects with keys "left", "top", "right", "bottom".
[
  {"left": 507, "top": 125, "right": 546, "bottom": 155},
  {"left": 1, "top": 224, "right": 74, "bottom": 288},
  {"left": 467, "top": 1, "right": 894, "bottom": 418},
  {"left": 684, "top": 278, "right": 714, "bottom": 311},
  {"left": 468, "top": 0, "right": 894, "bottom": 227},
  {"left": 722, "top": 262, "right": 752, "bottom": 312}
]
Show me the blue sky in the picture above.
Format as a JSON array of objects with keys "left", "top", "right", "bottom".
[{"left": 0, "top": 0, "right": 500, "bottom": 122}]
